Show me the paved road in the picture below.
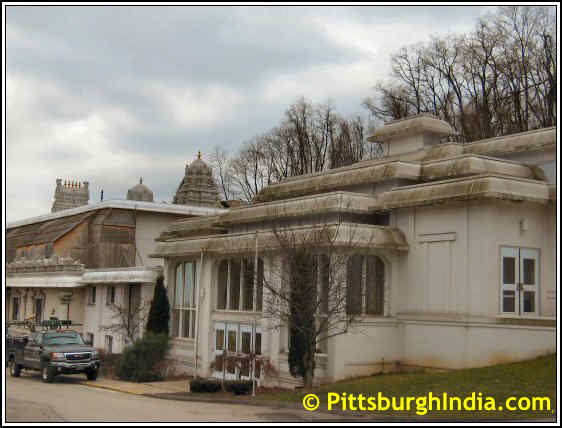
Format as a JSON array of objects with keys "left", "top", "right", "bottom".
[{"left": 5, "top": 370, "right": 343, "bottom": 423}]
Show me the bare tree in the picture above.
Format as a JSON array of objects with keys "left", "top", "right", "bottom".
[
  {"left": 364, "top": 6, "right": 556, "bottom": 140},
  {"left": 210, "top": 146, "right": 236, "bottom": 201},
  {"left": 259, "top": 222, "right": 365, "bottom": 387},
  {"left": 229, "top": 98, "right": 376, "bottom": 201},
  {"left": 100, "top": 300, "right": 151, "bottom": 346}
]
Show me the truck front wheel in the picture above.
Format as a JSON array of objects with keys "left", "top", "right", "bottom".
[
  {"left": 85, "top": 368, "right": 98, "bottom": 381},
  {"left": 41, "top": 363, "right": 55, "bottom": 383},
  {"left": 9, "top": 359, "right": 21, "bottom": 377}
]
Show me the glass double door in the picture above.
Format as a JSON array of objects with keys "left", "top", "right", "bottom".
[
  {"left": 501, "top": 247, "right": 539, "bottom": 316},
  {"left": 213, "top": 322, "right": 262, "bottom": 380}
]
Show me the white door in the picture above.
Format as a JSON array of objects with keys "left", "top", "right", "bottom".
[
  {"left": 519, "top": 248, "right": 539, "bottom": 316},
  {"left": 500, "top": 247, "right": 519, "bottom": 314},
  {"left": 501, "top": 247, "right": 539, "bottom": 316},
  {"left": 212, "top": 322, "right": 226, "bottom": 379},
  {"left": 224, "top": 323, "right": 239, "bottom": 380},
  {"left": 239, "top": 325, "right": 253, "bottom": 380},
  {"left": 212, "top": 322, "right": 262, "bottom": 381}
]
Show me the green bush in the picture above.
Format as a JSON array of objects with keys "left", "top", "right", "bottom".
[
  {"left": 146, "top": 276, "right": 170, "bottom": 335},
  {"left": 190, "top": 378, "right": 222, "bottom": 393},
  {"left": 116, "top": 332, "right": 170, "bottom": 382},
  {"left": 223, "top": 380, "right": 253, "bottom": 395}
]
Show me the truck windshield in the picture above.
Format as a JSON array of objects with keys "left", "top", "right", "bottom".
[{"left": 43, "top": 333, "right": 85, "bottom": 346}]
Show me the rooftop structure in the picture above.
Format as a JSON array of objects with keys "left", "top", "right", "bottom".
[
  {"left": 173, "top": 152, "right": 219, "bottom": 207},
  {"left": 127, "top": 177, "right": 154, "bottom": 202},
  {"left": 51, "top": 179, "right": 89, "bottom": 213}
]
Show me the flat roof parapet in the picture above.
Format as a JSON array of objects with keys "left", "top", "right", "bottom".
[{"left": 368, "top": 114, "right": 455, "bottom": 143}]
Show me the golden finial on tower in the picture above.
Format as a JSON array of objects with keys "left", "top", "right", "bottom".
[{"left": 198, "top": 150, "right": 202, "bottom": 160}]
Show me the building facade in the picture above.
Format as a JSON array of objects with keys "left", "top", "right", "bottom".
[
  {"left": 7, "top": 169, "right": 226, "bottom": 355},
  {"left": 151, "top": 115, "right": 556, "bottom": 387}
]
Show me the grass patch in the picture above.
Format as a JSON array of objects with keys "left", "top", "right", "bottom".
[{"left": 256, "top": 354, "right": 556, "bottom": 420}]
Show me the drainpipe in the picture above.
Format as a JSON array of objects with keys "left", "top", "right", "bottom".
[{"left": 193, "top": 251, "right": 204, "bottom": 377}]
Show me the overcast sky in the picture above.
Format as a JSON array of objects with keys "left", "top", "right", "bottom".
[{"left": 5, "top": 5, "right": 496, "bottom": 223}]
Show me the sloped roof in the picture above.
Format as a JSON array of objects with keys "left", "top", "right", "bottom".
[{"left": 6, "top": 211, "right": 95, "bottom": 252}]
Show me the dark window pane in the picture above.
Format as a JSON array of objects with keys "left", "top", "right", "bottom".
[
  {"left": 240, "top": 359, "right": 250, "bottom": 377},
  {"left": 523, "top": 291, "right": 535, "bottom": 313},
  {"left": 216, "top": 329, "right": 225, "bottom": 350},
  {"left": 217, "top": 261, "right": 228, "bottom": 309},
  {"left": 346, "top": 255, "right": 363, "bottom": 315},
  {"left": 243, "top": 260, "right": 254, "bottom": 311},
  {"left": 35, "top": 299, "right": 43, "bottom": 322},
  {"left": 255, "top": 333, "right": 262, "bottom": 355},
  {"left": 12, "top": 297, "right": 19, "bottom": 320},
  {"left": 215, "top": 354, "right": 224, "bottom": 372},
  {"left": 227, "top": 356, "right": 236, "bottom": 374},
  {"left": 171, "top": 309, "right": 180, "bottom": 337},
  {"left": 255, "top": 360, "right": 261, "bottom": 378},
  {"left": 502, "top": 290, "right": 515, "bottom": 313},
  {"left": 256, "top": 259, "right": 264, "bottom": 312},
  {"left": 320, "top": 255, "right": 330, "bottom": 314},
  {"left": 184, "top": 262, "right": 194, "bottom": 307},
  {"left": 523, "top": 259, "right": 535, "bottom": 285},
  {"left": 366, "top": 256, "right": 385, "bottom": 315},
  {"left": 227, "top": 330, "right": 237, "bottom": 352},
  {"left": 181, "top": 311, "right": 191, "bottom": 338},
  {"left": 175, "top": 264, "right": 183, "bottom": 307},
  {"left": 241, "top": 332, "right": 251, "bottom": 354},
  {"left": 191, "top": 310, "right": 196, "bottom": 338},
  {"left": 229, "top": 260, "right": 241, "bottom": 310},
  {"left": 503, "top": 257, "right": 516, "bottom": 284}
]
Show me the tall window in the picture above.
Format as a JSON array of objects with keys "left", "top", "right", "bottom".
[
  {"left": 12, "top": 296, "right": 20, "bottom": 321},
  {"left": 105, "top": 335, "right": 113, "bottom": 354},
  {"left": 34, "top": 298, "right": 44, "bottom": 323},
  {"left": 346, "top": 254, "right": 385, "bottom": 316},
  {"left": 172, "top": 261, "right": 197, "bottom": 339},
  {"left": 106, "top": 286, "right": 116, "bottom": 306},
  {"left": 216, "top": 258, "right": 263, "bottom": 312},
  {"left": 88, "top": 286, "right": 97, "bottom": 305}
]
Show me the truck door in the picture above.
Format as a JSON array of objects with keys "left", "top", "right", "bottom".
[{"left": 24, "top": 332, "right": 42, "bottom": 369}]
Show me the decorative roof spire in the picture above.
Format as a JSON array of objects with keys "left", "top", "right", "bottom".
[{"left": 198, "top": 150, "right": 202, "bottom": 160}]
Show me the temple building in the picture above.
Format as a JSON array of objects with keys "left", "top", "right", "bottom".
[
  {"left": 6, "top": 168, "right": 226, "bottom": 355},
  {"left": 151, "top": 115, "right": 556, "bottom": 387},
  {"left": 5, "top": 119, "right": 557, "bottom": 387},
  {"left": 173, "top": 152, "right": 219, "bottom": 207}
]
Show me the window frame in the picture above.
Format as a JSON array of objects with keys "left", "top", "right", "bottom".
[
  {"left": 216, "top": 257, "right": 264, "bottom": 313},
  {"left": 34, "top": 297, "right": 44, "bottom": 323},
  {"left": 345, "top": 254, "right": 386, "bottom": 317},
  {"left": 105, "top": 335, "right": 113, "bottom": 354},
  {"left": 12, "top": 296, "right": 20, "bottom": 321},
  {"left": 106, "top": 286, "right": 116, "bottom": 306},
  {"left": 88, "top": 286, "right": 97, "bottom": 305},
  {"left": 171, "top": 261, "right": 198, "bottom": 340}
]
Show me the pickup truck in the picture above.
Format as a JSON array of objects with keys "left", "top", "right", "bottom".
[{"left": 7, "top": 330, "right": 100, "bottom": 383}]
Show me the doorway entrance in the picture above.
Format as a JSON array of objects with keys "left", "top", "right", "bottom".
[
  {"left": 501, "top": 247, "right": 539, "bottom": 316},
  {"left": 213, "top": 322, "right": 262, "bottom": 380}
]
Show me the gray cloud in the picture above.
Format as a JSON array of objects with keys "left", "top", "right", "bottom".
[{"left": 6, "top": 5, "right": 493, "bottom": 222}]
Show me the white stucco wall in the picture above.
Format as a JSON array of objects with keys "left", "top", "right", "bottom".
[
  {"left": 135, "top": 212, "right": 191, "bottom": 267},
  {"left": 83, "top": 283, "right": 153, "bottom": 354},
  {"left": 163, "top": 196, "right": 555, "bottom": 385}
]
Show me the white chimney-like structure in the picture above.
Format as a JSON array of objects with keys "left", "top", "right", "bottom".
[{"left": 368, "top": 114, "right": 456, "bottom": 157}]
